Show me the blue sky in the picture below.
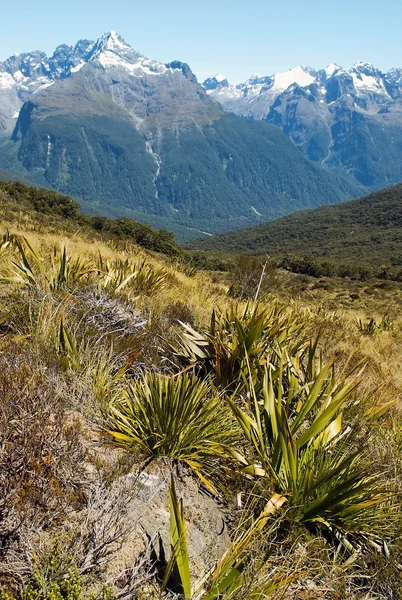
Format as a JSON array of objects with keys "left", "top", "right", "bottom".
[{"left": 1, "top": 0, "right": 401, "bottom": 83}]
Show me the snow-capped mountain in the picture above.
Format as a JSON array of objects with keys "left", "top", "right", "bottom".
[
  {"left": 0, "top": 33, "right": 372, "bottom": 239},
  {"left": 0, "top": 38, "right": 94, "bottom": 132},
  {"left": 0, "top": 31, "right": 180, "bottom": 134},
  {"left": 204, "top": 62, "right": 401, "bottom": 117},
  {"left": 204, "top": 63, "right": 402, "bottom": 188}
]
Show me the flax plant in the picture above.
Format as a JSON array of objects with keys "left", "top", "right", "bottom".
[
  {"left": 0, "top": 237, "right": 94, "bottom": 292},
  {"left": 163, "top": 476, "right": 295, "bottom": 600},
  {"left": 172, "top": 304, "right": 304, "bottom": 389},
  {"left": 96, "top": 255, "right": 169, "bottom": 296}
]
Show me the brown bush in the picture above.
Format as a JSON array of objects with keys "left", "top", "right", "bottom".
[{"left": 0, "top": 357, "right": 87, "bottom": 557}]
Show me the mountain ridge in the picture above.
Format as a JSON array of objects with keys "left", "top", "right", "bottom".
[
  {"left": 185, "top": 183, "right": 402, "bottom": 273},
  {"left": 204, "top": 62, "right": 402, "bottom": 190},
  {"left": 0, "top": 31, "right": 363, "bottom": 240}
]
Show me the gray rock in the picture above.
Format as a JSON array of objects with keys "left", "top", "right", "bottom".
[{"left": 126, "top": 466, "right": 230, "bottom": 578}]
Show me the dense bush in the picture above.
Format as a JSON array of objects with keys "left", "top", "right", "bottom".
[{"left": 187, "top": 183, "right": 402, "bottom": 277}]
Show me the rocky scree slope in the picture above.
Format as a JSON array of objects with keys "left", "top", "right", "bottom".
[{"left": 0, "top": 32, "right": 363, "bottom": 240}]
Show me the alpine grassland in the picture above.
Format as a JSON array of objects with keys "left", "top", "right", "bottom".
[{"left": 0, "top": 183, "right": 401, "bottom": 599}]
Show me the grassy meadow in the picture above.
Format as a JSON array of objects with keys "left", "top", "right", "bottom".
[{"left": 0, "top": 185, "right": 401, "bottom": 599}]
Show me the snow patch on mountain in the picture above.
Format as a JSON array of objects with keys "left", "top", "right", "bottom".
[
  {"left": 204, "top": 60, "right": 402, "bottom": 120},
  {"left": 325, "top": 63, "right": 340, "bottom": 77},
  {"left": 71, "top": 61, "right": 85, "bottom": 73},
  {"left": 272, "top": 66, "right": 315, "bottom": 91},
  {"left": 352, "top": 72, "right": 382, "bottom": 91},
  {"left": 0, "top": 72, "right": 15, "bottom": 89}
]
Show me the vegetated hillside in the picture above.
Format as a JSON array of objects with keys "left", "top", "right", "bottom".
[
  {"left": 0, "top": 168, "right": 35, "bottom": 184},
  {"left": 1, "top": 109, "right": 363, "bottom": 240},
  {"left": 0, "top": 31, "right": 364, "bottom": 240},
  {"left": 0, "top": 180, "right": 183, "bottom": 257},
  {"left": 0, "top": 192, "right": 401, "bottom": 599},
  {"left": 186, "top": 183, "right": 402, "bottom": 272}
]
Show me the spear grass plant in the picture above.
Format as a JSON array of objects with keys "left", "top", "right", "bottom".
[
  {"left": 172, "top": 304, "right": 305, "bottom": 389},
  {"left": 0, "top": 230, "right": 12, "bottom": 261},
  {"left": 105, "top": 373, "right": 239, "bottom": 493},
  {"left": 228, "top": 353, "right": 395, "bottom": 552},
  {"left": 96, "top": 255, "right": 169, "bottom": 296},
  {"left": 0, "top": 237, "right": 94, "bottom": 293}
]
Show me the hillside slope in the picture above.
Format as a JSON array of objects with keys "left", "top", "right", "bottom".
[
  {"left": 186, "top": 183, "right": 402, "bottom": 268},
  {"left": 0, "top": 179, "right": 401, "bottom": 599}
]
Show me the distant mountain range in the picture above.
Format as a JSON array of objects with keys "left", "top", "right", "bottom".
[
  {"left": 204, "top": 63, "right": 402, "bottom": 190},
  {"left": 0, "top": 32, "right": 363, "bottom": 240},
  {"left": 186, "top": 183, "right": 402, "bottom": 274}
]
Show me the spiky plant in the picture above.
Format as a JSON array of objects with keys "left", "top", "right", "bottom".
[
  {"left": 96, "top": 255, "right": 169, "bottom": 296},
  {"left": 162, "top": 476, "right": 295, "bottom": 600},
  {"left": 105, "top": 373, "right": 239, "bottom": 493},
  {"left": 172, "top": 304, "right": 304, "bottom": 389},
  {"left": 0, "top": 230, "right": 12, "bottom": 261},
  {"left": 228, "top": 355, "right": 394, "bottom": 551},
  {"left": 0, "top": 237, "right": 94, "bottom": 292}
]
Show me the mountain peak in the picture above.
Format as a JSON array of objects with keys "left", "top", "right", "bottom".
[
  {"left": 272, "top": 65, "right": 316, "bottom": 91},
  {"left": 351, "top": 61, "right": 378, "bottom": 77},
  {"left": 325, "top": 63, "right": 340, "bottom": 77},
  {"left": 203, "top": 74, "right": 230, "bottom": 91},
  {"left": 245, "top": 73, "right": 268, "bottom": 84},
  {"left": 89, "top": 29, "right": 134, "bottom": 57},
  {"left": 102, "top": 30, "right": 128, "bottom": 50},
  {"left": 84, "top": 30, "right": 147, "bottom": 72}
]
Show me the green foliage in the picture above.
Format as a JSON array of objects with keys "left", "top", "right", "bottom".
[
  {"left": 105, "top": 373, "right": 238, "bottom": 492},
  {"left": 172, "top": 304, "right": 303, "bottom": 389},
  {"left": 0, "top": 180, "right": 182, "bottom": 257},
  {"left": 57, "top": 319, "right": 81, "bottom": 370},
  {"left": 17, "top": 540, "right": 82, "bottom": 600},
  {"left": 187, "top": 183, "right": 402, "bottom": 280},
  {"left": 228, "top": 354, "right": 394, "bottom": 551},
  {"left": 0, "top": 230, "right": 12, "bottom": 260},
  {"left": 0, "top": 237, "right": 171, "bottom": 300},
  {"left": 21, "top": 569, "right": 82, "bottom": 600},
  {"left": 2, "top": 108, "right": 361, "bottom": 239},
  {"left": 0, "top": 237, "right": 93, "bottom": 292},
  {"left": 227, "top": 255, "right": 280, "bottom": 300},
  {"left": 164, "top": 476, "right": 192, "bottom": 599},
  {"left": 0, "top": 180, "right": 80, "bottom": 219},
  {"left": 1, "top": 191, "right": 401, "bottom": 597},
  {"left": 89, "top": 216, "right": 181, "bottom": 257},
  {"left": 163, "top": 476, "right": 293, "bottom": 600},
  {"left": 96, "top": 255, "right": 170, "bottom": 296},
  {"left": 356, "top": 315, "right": 394, "bottom": 334}
]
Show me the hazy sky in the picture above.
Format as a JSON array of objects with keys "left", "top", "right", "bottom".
[{"left": 1, "top": 0, "right": 401, "bottom": 83}]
